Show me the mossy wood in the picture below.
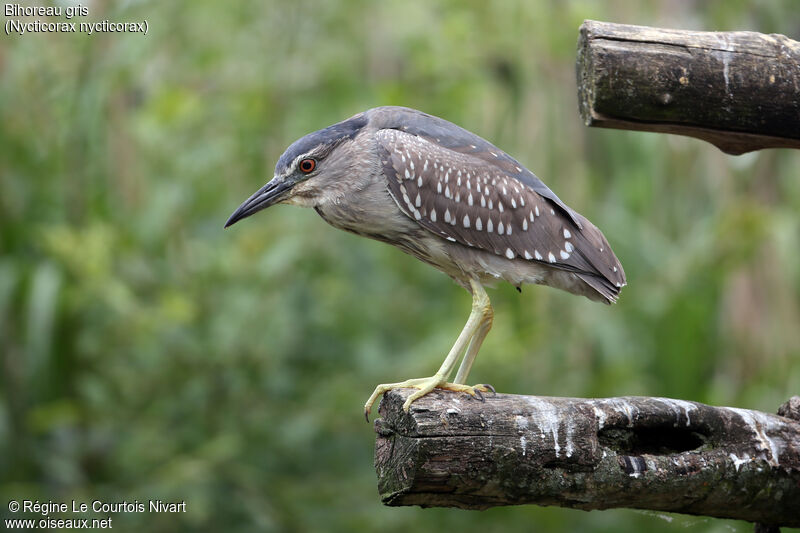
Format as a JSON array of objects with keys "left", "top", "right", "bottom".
[
  {"left": 374, "top": 390, "right": 800, "bottom": 527},
  {"left": 576, "top": 20, "right": 800, "bottom": 155}
]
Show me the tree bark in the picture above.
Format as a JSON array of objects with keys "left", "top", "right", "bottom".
[
  {"left": 374, "top": 389, "right": 800, "bottom": 527},
  {"left": 576, "top": 20, "right": 800, "bottom": 155}
]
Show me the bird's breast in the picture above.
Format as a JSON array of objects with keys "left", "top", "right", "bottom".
[{"left": 313, "top": 182, "right": 462, "bottom": 276}]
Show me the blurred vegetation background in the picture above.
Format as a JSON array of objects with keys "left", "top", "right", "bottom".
[{"left": 2, "top": 1, "right": 799, "bottom": 531}]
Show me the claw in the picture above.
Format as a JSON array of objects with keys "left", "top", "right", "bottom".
[
  {"left": 482, "top": 383, "right": 496, "bottom": 395},
  {"left": 474, "top": 388, "right": 485, "bottom": 402}
]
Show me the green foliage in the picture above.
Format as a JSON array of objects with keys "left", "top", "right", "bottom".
[{"left": 1, "top": 1, "right": 799, "bottom": 531}]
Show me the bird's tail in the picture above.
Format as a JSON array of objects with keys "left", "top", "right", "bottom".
[
  {"left": 573, "top": 214, "right": 626, "bottom": 304},
  {"left": 577, "top": 272, "right": 623, "bottom": 304}
]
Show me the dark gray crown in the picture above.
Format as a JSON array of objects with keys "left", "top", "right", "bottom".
[{"left": 275, "top": 112, "right": 368, "bottom": 175}]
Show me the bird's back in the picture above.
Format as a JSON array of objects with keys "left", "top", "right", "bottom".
[{"left": 363, "top": 106, "right": 625, "bottom": 302}]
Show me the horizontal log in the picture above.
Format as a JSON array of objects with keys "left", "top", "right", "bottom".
[
  {"left": 374, "top": 390, "right": 800, "bottom": 527},
  {"left": 576, "top": 20, "right": 800, "bottom": 154}
]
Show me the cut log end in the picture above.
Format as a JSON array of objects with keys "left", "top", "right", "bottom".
[{"left": 576, "top": 20, "right": 800, "bottom": 154}]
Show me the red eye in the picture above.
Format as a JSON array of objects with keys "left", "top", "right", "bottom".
[{"left": 299, "top": 158, "right": 316, "bottom": 173}]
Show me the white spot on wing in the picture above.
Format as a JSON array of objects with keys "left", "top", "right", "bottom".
[
  {"left": 444, "top": 209, "right": 451, "bottom": 224},
  {"left": 524, "top": 250, "right": 532, "bottom": 260},
  {"left": 487, "top": 219, "right": 494, "bottom": 233},
  {"left": 505, "top": 248, "right": 515, "bottom": 259},
  {"left": 565, "top": 242, "right": 574, "bottom": 252},
  {"left": 463, "top": 215, "right": 470, "bottom": 228},
  {"left": 534, "top": 250, "right": 543, "bottom": 260},
  {"left": 548, "top": 252, "right": 556, "bottom": 263},
  {"left": 475, "top": 217, "right": 482, "bottom": 231},
  {"left": 430, "top": 209, "right": 437, "bottom": 222},
  {"left": 563, "top": 228, "right": 571, "bottom": 239},
  {"left": 535, "top": 206, "right": 540, "bottom": 217},
  {"left": 498, "top": 221, "right": 504, "bottom": 235},
  {"left": 560, "top": 250, "right": 570, "bottom": 260}
]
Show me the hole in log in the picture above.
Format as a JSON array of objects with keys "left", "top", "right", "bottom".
[{"left": 599, "top": 426, "right": 707, "bottom": 455}]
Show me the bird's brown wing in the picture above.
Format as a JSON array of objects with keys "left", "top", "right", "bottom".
[
  {"left": 376, "top": 128, "right": 625, "bottom": 300},
  {"left": 368, "top": 106, "right": 583, "bottom": 229}
]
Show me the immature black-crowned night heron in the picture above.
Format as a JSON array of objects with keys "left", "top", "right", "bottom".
[{"left": 225, "top": 106, "right": 625, "bottom": 420}]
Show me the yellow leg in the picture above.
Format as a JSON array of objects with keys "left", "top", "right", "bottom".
[
  {"left": 453, "top": 288, "right": 493, "bottom": 384},
  {"left": 364, "top": 279, "right": 493, "bottom": 420}
]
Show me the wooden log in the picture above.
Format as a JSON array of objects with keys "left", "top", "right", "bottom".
[
  {"left": 373, "top": 389, "right": 800, "bottom": 527},
  {"left": 576, "top": 20, "right": 800, "bottom": 155}
]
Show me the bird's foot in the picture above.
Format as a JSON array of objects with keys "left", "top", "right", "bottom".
[{"left": 364, "top": 376, "right": 494, "bottom": 421}]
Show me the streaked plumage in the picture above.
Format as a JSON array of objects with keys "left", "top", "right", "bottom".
[
  {"left": 377, "top": 127, "right": 624, "bottom": 301},
  {"left": 225, "top": 106, "right": 626, "bottom": 418}
]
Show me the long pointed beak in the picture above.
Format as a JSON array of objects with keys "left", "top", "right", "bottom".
[{"left": 224, "top": 177, "right": 293, "bottom": 228}]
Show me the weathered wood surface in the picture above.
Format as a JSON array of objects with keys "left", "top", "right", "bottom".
[
  {"left": 374, "top": 390, "right": 800, "bottom": 527},
  {"left": 576, "top": 20, "right": 800, "bottom": 154}
]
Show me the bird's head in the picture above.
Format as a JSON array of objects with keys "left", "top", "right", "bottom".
[{"left": 225, "top": 112, "right": 369, "bottom": 228}]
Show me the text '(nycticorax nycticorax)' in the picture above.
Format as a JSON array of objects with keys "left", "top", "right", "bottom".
[{"left": 225, "top": 106, "right": 625, "bottom": 420}]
